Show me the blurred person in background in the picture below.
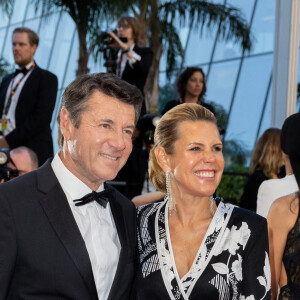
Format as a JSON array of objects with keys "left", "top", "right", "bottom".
[
  {"left": 108, "top": 16, "right": 153, "bottom": 115},
  {"left": 268, "top": 113, "right": 300, "bottom": 300},
  {"left": 162, "top": 67, "right": 215, "bottom": 115},
  {"left": 0, "top": 27, "right": 58, "bottom": 166},
  {"left": 9, "top": 146, "right": 38, "bottom": 175},
  {"left": 240, "top": 128, "right": 283, "bottom": 212}
]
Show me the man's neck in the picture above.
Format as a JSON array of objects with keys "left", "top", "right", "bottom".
[{"left": 17, "top": 61, "right": 34, "bottom": 69}]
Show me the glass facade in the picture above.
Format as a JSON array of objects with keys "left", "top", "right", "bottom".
[{"left": 0, "top": 0, "right": 298, "bottom": 159}]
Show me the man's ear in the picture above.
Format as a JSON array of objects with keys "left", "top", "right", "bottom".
[
  {"left": 155, "top": 146, "right": 171, "bottom": 172},
  {"left": 60, "top": 108, "right": 73, "bottom": 142}
]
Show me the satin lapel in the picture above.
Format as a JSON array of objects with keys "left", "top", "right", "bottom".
[
  {"left": 106, "top": 184, "right": 130, "bottom": 299},
  {"left": 37, "top": 161, "right": 98, "bottom": 300},
  {"left": 17, "top": 66, "right": 39, "bottom": 105}
]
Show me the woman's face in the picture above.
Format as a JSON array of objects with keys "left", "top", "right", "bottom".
[
  {"left": 185, "top": 71, "right": 204, "bottom": 99},
  {"left": 166, "top": 120, "right": 224, "bottom": 198},
  {"left": 118, "top": 22, "right": 134, "bottom": 43}
]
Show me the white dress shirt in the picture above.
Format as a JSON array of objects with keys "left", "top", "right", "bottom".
[
  {"left": 51, "top": 153, "right": 121, "bottom": 299},
  {"left": 2, "top": 61, "right": 34, "bottom": 135},
  {"left": 256, "top": 174, "right": 298, "bottom": 217}
]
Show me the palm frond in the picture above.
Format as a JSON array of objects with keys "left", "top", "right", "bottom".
[
  {"left": 160, "top": 20, "right": 184, "bottom": 78},
  {"left": 160, "top": 0, "right": 252, "bottom": 51}
]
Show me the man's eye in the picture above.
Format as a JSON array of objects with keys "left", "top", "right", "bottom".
[
  {"left": 100, "top": 124, "right": 110, "bottom": 129},
  {"left": 123, "top": 129, "right": 133, "bottom": 135}
]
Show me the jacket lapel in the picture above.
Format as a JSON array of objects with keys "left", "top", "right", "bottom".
[
  {"left": 106, "top": 183, "right": 132, "bottom": 299},
  {"left": 36, "top": 160, "right": 98, "bottom": 300}
]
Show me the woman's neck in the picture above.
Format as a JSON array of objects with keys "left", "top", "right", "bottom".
[
  {"left": 126, "top": 39, "right": 134, "bottom": 48},
  {"left": 183, "top": 94, "right": 199, "bottom": 104},
  {"left": 169, "top": 195, "right": 214, "bottom": 226}
]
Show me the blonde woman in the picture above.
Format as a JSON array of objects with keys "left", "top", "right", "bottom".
[
  {"left": 240, "top": 128, "right": 283, "bottom": 211},
  {"left": 133, "top": 104, "right": 271, "bottom": 299}
]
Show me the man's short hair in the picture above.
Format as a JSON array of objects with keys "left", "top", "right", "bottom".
[
  {"left": 13, "top": 27, "right": 39, "bottom": 47},
  {"left": 57, "top": 73, "right": 143, "bottom": 147}
]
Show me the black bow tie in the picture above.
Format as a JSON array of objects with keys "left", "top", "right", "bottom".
[
  {"left": 73, "top": 188, "right": 113, "bottom": 208},
  {"left": 14, "top": 68, "right": 28, "bottom": 76}
]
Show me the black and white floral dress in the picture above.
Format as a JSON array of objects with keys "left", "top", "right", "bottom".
[{"left": 133, "top": 199, "right": 271, "bottom": 300}]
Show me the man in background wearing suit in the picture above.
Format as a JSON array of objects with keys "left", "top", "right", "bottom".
[
  {"left": 0, "top": 27, "right": 58, "bottom": 166},
  {"left": 0, "top": 73, "right": 142, "bottom": 299}
]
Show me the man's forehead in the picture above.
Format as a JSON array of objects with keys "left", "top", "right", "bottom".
[
  {"left": 12, "top": 32, "right": 29, "bottom": 42},
  {"left": 85, "top": 91, "right": 136, "bottom": 122}
]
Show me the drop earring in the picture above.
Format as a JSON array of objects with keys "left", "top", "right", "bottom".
[{"left": 166, "top": 170, "right": 176, "bottom": 215}]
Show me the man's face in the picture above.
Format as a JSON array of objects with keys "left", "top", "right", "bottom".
[
  {"left": 12, "top": 32, "right": 36, "bottom": 68},
  {"left": 60, "top": 91, "right": 136, "bottom": 190}
]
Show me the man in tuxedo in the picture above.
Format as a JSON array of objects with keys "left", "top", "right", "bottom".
[
  {"left": 0, "top": 27, "right": 58, "bottom": 166},
  {"left": 0, "top": 73, "right": 143, "bottom": 299}
]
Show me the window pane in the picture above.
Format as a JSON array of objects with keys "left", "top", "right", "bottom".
[
  {"left": 225, "top": 54, "right": 273, "bottom": 151},
  {"left": 257, "top": 88, "right": 272, "bottom": 139},
  {"left": 250, "top": 0, "right": 275, "bottom": 54},
  {"left": 23, "top": 18, "right": 40, "bottom": 33},
  {"left": 213, "top": 0, "right": 255, "bottom": 61},
  {"left": 10, "top": 0, "right": 28, "bottom": 24},
  {"left": 184, "top": 26, "right": 218, "bottom": 65},
  {"left": 47, "top": 13, "right": 75, "bottom": 88},
  {"left": 34, "top": 13, "right": 59, "bottom": 69},
  {"left": 25, "top": 2, "right": 42, "bottom": 19},
  {"left": 0, "top": 6, "right": 9, "bottom": 28},
  {"left": 206, "top": 60, "right": 240, "bottom": 112},
  {"left": 63, "top": 32, "right": 79, "bottom": 88}
]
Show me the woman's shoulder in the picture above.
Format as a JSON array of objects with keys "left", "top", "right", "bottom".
[
  {"left": 269, "top": 192, "right": 299, "bottom": 219},
  {"left": 230, "top": 204, "right": 267, "bottom": 227}
]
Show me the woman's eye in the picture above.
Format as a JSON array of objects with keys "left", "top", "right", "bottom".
[
  {"left": 214, "top": 146, "right": 223, "bottom": 152},
  {"left": 190, "top": 147, "right": 201, "bottom": 151}
]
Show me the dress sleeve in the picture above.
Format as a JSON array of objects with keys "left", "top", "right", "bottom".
[{"left": 241, "top": 217, "right": 271, "bottom": 299}]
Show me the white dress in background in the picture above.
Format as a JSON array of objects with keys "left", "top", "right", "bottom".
[{"left": 256, "top": 174, "right": 298, "bottom": 218}]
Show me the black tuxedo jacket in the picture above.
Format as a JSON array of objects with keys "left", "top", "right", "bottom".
[
  {"left": 121, "top": 45, "right": 153, "bottom": 96},
  {"left": 0, "top": 160, "right": 136, "bottom": 299},
  {"left": 0, "top": 64, "right": 58, "bottom": 165}
]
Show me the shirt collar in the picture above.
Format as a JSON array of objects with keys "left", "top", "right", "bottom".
[{"left": 51, "top": 152, "right": 104, "bottom": 214}]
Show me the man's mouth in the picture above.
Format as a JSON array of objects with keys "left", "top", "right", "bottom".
[{"left": 100, "top": 153, "right": 118, "bottom": 161}]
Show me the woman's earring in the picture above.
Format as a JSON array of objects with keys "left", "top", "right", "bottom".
[{"left": 166, "top": 170, "right": 176, "bottom": 215}]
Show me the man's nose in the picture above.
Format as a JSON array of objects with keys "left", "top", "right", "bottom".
[{"left": 110, "top": 130, "right": 126, "bottom": 151}]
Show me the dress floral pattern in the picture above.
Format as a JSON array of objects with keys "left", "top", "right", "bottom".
[{"left": 134, "top": 199, "right": 271, "bottom": 300}]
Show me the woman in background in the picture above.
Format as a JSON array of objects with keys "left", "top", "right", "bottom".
[
  {"left": 268, "top": 113, "right": 300, "bottom": 300},
  {"left": 134, "top": 103, "right": 270, "bottom": 299},
  {"left": 162, "top": 67, "right": 215, "bottom": 115},
  {"left": 240, "top": 128, "right": 283, "bottom": 212}
]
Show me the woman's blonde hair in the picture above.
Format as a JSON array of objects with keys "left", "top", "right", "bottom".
[
  {"left": 149, "top": 103, "right": 216, "bottom": 192},
  {"left": 249, "top": 128, "right": 282, "bottom": 177}
]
